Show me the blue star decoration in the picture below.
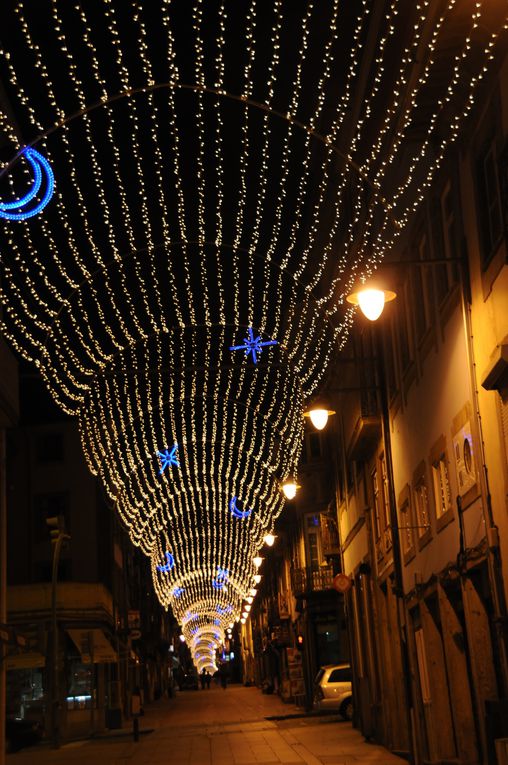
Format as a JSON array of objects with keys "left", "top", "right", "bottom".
[
  {"left": 156, "top": 551, "right": 175, "bottom": 573},
  {"left": 229, "top": 327, "right": 278, "bottom": 365},
  {"left": 212, "top": 566, "right": 229, "bottom": 590},
  {"left": 157, "top": 444, "right": 180, "bottom": 474}
]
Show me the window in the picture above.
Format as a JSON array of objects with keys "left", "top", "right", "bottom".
[
  {"left": 328, "top": 667, "right": 352, "bottom": 683},
  {"left": 435, "top": 182, "right": 460, "bottom": 303},
  {"left": 414, "top": 478, "right": 431, "bottom": 540},
  {"left": 371, "top": 468, "right": 381, "bottom": 541},
  {"left": 306, "top": 515, "right": 321, "bottom": 569},
  {"left": 431, "top": 456, "right": 451, "bottom": 518},
  {"left": 477, "top": 139, "right": 503, "bottom": 267},
  {"left": 300, "top": 431, "right": 323, "bottom": 464},
  {"left": 380, "top": 454, "right": 392, "bottom": 552},
  {"left": 399, "top": 484, "right": 415, "bottom": 563},
  {"left": 412, "top": 235, "right": 433, "bottom": 344},
  {"left": 429, "top": 438, "right": 453, "bottom": 529},
  {"left": 396, "top": 281, "right": 413, "bottom": 374}
]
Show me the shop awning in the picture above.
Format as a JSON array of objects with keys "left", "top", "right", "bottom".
[
  {"left": 67, "top": 629, "right": 118, "bottom": 664},
  {"left": 6, "top": 652, "right": 46, "bottom": 670}
]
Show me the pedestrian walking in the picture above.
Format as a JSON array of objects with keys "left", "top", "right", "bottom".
[
  {"left": 200, "top": 667, "right": 207, "bottom": 690},
  {"left": 218, "top": 662, "right": 229, "bottom": 689},
  {"left": 205, "top": 670, "right": 211, "bottom": 689}
]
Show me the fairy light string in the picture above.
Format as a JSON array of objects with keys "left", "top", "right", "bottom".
[{"left": 0, "top": 1, "right": 506, "bottom": 667}]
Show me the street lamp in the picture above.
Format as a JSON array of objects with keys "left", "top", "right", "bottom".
[
  {"left": 263, "top": 533, "right": 276, "bottom": 547},
  {"left": 281, "top": 480, "right": 300, "bottom": 500},
  {"left": 346, "top": 287, "right": 397, "bottom": 321},
  {"left": 303, "top": 393, "right": 336, "bottom": 431}
]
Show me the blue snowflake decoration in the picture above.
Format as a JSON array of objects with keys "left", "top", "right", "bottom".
[
  {"left": 173, "top": 587, "right": 185, "bottom": 598},
  {"left": 229, "top": 496, "right": 252, "bottom": 519},
  {"left": 157, "top": 444, "right": 179, "bottom": 474},
  {"left": 229, "top": 326, "right": 278, "bottom": 365},
  {"left": 216, "top": 605, "right": 233, "bottom": 615},
  {"left": 0, "top": 147, "right": 55, "bottom": 221},
  {"left": 156, "top": 551, "right": 175, "bottom": 573},
  {"left": 212, "top": 566, "right": 229, "bottom": 590}
]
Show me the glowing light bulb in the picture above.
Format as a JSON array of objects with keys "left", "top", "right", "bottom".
[
  {"left": 245, "top": 604, "right": 251, "bottom": 612},
  {"left": 179, "top": 634, "right": 185, "bottom": 643},
  {"left": 253, "top": 575, "right": 262, "bottom": 584},
  {"left": 346, "top": 288, "right": 396, "bottom": 321},
  {"left": 249, "top": 589, "right": 257, "bottom": 597},
  {"left": 253, "top": 556, "right": 264, "bottom": 568},
  {"left": 246, "top": 596, "right": 253, "bottom": 604},
  {"left": 263, "top": 533, "right": 276, "bottom": 547},
  {"left": 309, "top": 409, "right": 329, "bottom": 430},
  {"left": 282, "top": 481, "right": 299, "bottom": 500},
  {"left": 240, "top": 618, "right": 246, "bottom": 624}
]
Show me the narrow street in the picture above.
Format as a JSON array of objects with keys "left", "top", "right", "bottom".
[{"left": 7, "top": 685, "right": 402, "bottom": 764}]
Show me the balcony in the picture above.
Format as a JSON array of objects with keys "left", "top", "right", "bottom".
[{"left": 291, "top": 565, "right": 334, "bottom": 596}]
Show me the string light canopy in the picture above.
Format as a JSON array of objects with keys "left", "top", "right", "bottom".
[{"left": 0, "top": 1, "right": 506, "bottom": 671}]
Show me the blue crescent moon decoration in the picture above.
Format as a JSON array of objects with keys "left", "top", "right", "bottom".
[
  {"left": 156, "top": 551, "right": 175, "bottom": 573},
  {"left": 212, "top": 566, "right": 229, "bottom": 590},
  {"left": 157, "top": 443, "right": 180, "bottom": 474},
  {"left": 0, "top": 147, "right": 55, "bottom": 221},
  {"left": 229, "top": 326, "right": 278, "bottom": 365},
  {"left": 229, "top": 496, "right": 253, "bottom": 519}
]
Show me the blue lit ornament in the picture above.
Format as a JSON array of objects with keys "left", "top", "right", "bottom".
[
  {"left": 229, "top": 496, "right": 252, "bottom": 519},
  {"left": 0, "top": 147, "right": 54, "bottom": 220},
  {"left": 157, "top": 444, "right": 179, "bottom": 473},
  {"left": 212, "top": 566, "right": 229, "bottom": 590},
  {"left": 157, "top": 551, "right": 175, "bottom": 573},
  {"left": 229, "top": 326, "right": 278, "bottom": 365}
]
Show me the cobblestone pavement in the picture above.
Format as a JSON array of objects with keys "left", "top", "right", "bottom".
[{"left": 7, "top": 684, "right": 404, "bottom": 764}]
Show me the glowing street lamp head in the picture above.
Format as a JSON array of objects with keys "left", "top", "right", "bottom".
[
  {"left": 240, "top": 618, "right": 246, "bottom": 624},
  {"left": 282, "top": 480, "right": 300, "bottom": 500},
  {"left": 263, "top": 533, "right": 276, "bottom": 547},
  {"left": 253, "top": 556, "right": 264, "bottom": 568},
  {"left": 253, "top": 574, "right": 262, "bottom": 584},
  {"left": 246, "top": 596, "right": 253, "bottom": 604},
  {"left": 346, "top": 287, "right": 397, "bottom": 321}
]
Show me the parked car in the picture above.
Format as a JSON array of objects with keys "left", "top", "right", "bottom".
[
  {"left": 5, "top": 717, "right": 43, "bottom": 753},
  {"left": 313, "top": 663, "right": 353, "bottom": 720}
]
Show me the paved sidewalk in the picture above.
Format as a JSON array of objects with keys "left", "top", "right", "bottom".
[{"left": 7, "top": 684, "right": 404, "bottom": 764}]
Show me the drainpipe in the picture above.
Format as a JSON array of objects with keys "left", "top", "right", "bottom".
[{"left": 375, "top": 325, "right": 417, "bottom": 765}]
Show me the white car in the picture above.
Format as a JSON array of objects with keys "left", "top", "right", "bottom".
[{"left": 313, "top": 663, "right": 353, "bottom": 720}]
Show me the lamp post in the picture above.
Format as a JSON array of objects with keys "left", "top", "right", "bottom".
[{"left": 46, "top": 514, "right": 70, "bottom": 749}]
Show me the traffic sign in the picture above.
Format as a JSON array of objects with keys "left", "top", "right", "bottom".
[{"left": 333, "top": 573, "right": 352, "bottom": 593}]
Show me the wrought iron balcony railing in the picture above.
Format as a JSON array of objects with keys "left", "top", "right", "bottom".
[{"left": 291, "top": 565, "right": 335, "bottom": 597}]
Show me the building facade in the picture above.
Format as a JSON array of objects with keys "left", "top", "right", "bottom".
[
  {"left": 335, "top": 42, "right": 508, "bottom": 765},
  {"left": 5, "top": 401, "right": 174, "bottom": 742}
]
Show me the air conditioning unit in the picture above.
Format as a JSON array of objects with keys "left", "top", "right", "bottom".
[{"left": 452, "top": 421, "right": 476, "bottom": 497}]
